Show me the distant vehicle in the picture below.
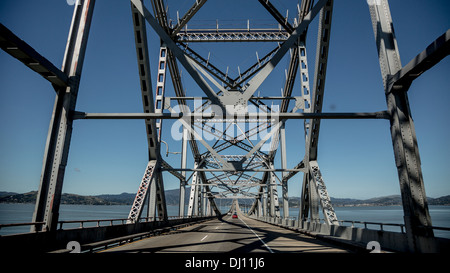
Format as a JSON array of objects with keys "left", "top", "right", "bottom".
[{"left": 232, "top": 212, "right": 238, "bottom": 219}]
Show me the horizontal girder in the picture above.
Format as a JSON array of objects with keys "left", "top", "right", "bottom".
[{"left": 176, "top": 29, "right": 289, "bottom": 42}]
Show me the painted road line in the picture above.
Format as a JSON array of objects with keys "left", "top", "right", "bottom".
[
  {"left": 239, "top": 217, "right": 274, "bottom": 253},
  {"left": 200, "top": 235, "right": 208, "bottom": 242}
]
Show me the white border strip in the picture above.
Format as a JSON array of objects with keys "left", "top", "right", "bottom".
[{"left": 239, "top": 217, "right": 274, "bottom": 253}]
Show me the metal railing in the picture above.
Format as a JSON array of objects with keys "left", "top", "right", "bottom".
[
  {"left": 0, "top": 222, "right": 45, "bottom": 233},
  {"left": 2, "top": 216, "right": 449, "bottom": 237},
  {"left": 0, "top": 215, "right": 209, "bottom": 234},
  {"left": 252, "top": 215, "right": 450, "bottom": 237},
  {"left": 337, "top": 220, "right": 406, "bottom": 233}
]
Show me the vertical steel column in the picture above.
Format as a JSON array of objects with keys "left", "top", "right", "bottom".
[
  {"left": 187, "top": 162, "right": 199, "bottom": 217},
  {"left": 309, "top": 174, "right": 320, "bottom": 222},
  {"left": 151, "top": 45, "right": 168, "bottom": 221},
  {"left": 130, "top": 1, "right": 158, "bottom": 160},
  {"left": 206, "top": 198, "right": 211, "bottom": 216},
  {"left": 129, "top": 160, "right": 157, "bottom": 223},
  {"left": 257, "top": 198, "right": 262, "bottom": 217},
  {"left": 299, "top": 173, "right": 309, "bottom": 221},
  {"left": 309, "top": 161, "right": 338, "bottom": 225},
  {"left": 301, "top": 0, "right": 335, "bottom": 225},
  {"left": 179, "top": 128, "right": 188, "bottom": 217},
  {"left": 280, "top": 122, "right": 289, "bottom": 218},
  {"left": 31, "top": 0, "right": 95, "bottom": 232},
  {"left": 202, "top": 188, "right": 207, "bottom": 216},
  {"left": 155, "top": 46, "right": 167, "bottom": 140},
  {"left": 368, "top": 0, "right": 434, "bottom": 252},
  {"left": 147, "top": 174, "right": 157, "bottom": 220},
  {"left": 130, "top": 1, "right": 167, "bottom": 222},
  {"left": 155, "top": 172, "right": 168, "bottom": 221},
  {"left": 298, "top": 39, "right": 312, "bottom": 223},
  {"left": 299, "top": 42, "right": 312, "bottom": 128},
  {"left": 268, "top": 163, "right": 280, "bottom": 217},
  {"left": 146, "top": 171, "right": 167, "bottom": 221},
  {"left": 197, "top": 181, "right": 203, "bottom": 216},
  {"left": 262, "top": 186, "right": 268, "bottom": 217}
]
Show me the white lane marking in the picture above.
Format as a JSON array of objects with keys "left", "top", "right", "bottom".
[
  {"left": 239, "top": 217, "right": 274, "bottom": 253},
  {"left": 200, "top": 235, "right": 208, "bottom": 241}
]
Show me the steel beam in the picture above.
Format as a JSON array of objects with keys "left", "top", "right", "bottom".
[
  {"left": 0, "top": 23, "right": 69, "bottom": 89},
  {"left": 179, "top": 128, "right": 188, "bottom": 217},
  {"left": 171, "top": 0, "right": 208, "bottom": 36},
  {"left": 187, "top": 162, "right": 200, "bottom": 217},
  {"left": 309, "top": 161, "right": 338, "bottom": 225},
  {"left": 131, "top": 0, "right": 224, "bottom": 108},
  {"left": 31, "top": 0, "right": 95, "bottom": 232},
  {"left": 130, "top": 1, "right": 167, "bottom": 223},
  {"left": 128, "top": 160, "right": 157, "bottom": 223},
  {"left": 161, "top": 168, "right": 303, "bottom": 172},
  {"left": 257, "top": 0, "right": 294, "bottom": 33},
  {"left": 280, "top": 123, "right": 289, "bottom": 218},
  {"left": 130, "top": 1, "right": 159, "bottom": 160},
  {"left": 282, "top": 160, "right": 306, "bottom": 183},
  {"left": 305, "top": 0, "right": 333, "bottom": 162},
  {"left": 73, "top": 111, "right": 390, "bottom": 120},
  {"left": 154, "top": 171, "right": 168, "bottom": 221},
  {"left": 176, "top": 30, "right": 289, "bottom": 42},
  {"left": 299, "top": 172, "right": 310, "bottom": 221},
  {"left": 300, "top": 0, "right": 336, "bottom": 225},
  {"left": 182, "top": 44, "right": 236, "bottom": 89},
  {"left": 154, "top": 45, "right": 168, "bottom": 140},
  {"left": 231, "top": 46, "right": 280, "bottom": 89},
  {"left": 388, "top": 29, "right": 450, "bottom": 92},
  {"left": 242, "top": 0, "right": 329, "bottom": 103},
  {"left": 160, "top": 159, "right": 185, "bottom": 182},
  {"left": 368, "top": 0, "right": 434, "bottom": 252},
  {"left": 268, "top": 162, "right": 280, "bottom": 217}
]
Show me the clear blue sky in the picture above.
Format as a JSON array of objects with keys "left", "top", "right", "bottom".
[{"left": 0, "top": 0, "right": 449, "bottom": 200}]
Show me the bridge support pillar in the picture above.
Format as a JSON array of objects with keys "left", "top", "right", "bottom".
[
  {"left": 187, "top": 162, "right": 200, "bottom": 217},
  {"left": 262, "top": 186, "right": 268, "bottom": 217},
  {"left": 178, "top": 128, "right": 188, "bottom": 217},
  {"left": 31, "top": 0, "right": 96, "bottom": 232},
  {"left": 280, "top": 122, "right": 289, "bottom": 219},
  {"left": 268, "top": 163, "right": 280, "bottom": 217},
  {"left": 368, "top": 0, "right": 434, "bottom": 252}
]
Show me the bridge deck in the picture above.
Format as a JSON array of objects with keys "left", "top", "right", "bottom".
[{"left": 101, "top": 214, "right": 351, "bottom": 253}]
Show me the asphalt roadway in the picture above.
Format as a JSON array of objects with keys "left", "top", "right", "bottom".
[{"left": 101, "top": 213, "right": 351, "bottom": 253}]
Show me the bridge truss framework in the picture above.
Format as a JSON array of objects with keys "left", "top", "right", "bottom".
[{"left": 1, "top": 0, "right": 449, "bottom": 253}]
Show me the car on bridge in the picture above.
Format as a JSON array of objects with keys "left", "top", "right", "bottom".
[{"left": 232, "top": 212, "right": 238, "bottom": 219}]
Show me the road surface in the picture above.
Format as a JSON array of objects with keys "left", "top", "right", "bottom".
[{"left": 101, "top": 214, "right": 351, "bottom": 253}]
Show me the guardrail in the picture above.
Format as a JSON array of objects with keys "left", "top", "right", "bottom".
[
  {"left": 0, "top": 215, "right": 209, "bottom": 234},
  {"left": 0, "top": 215, "right": 220, "bottom": 253},
  {"left": 248, "top": 214, "right": 450, "bottom": 235},
  {"left": 2, "top": 216, "right": 449, "bottom": 236},
  {"left": 0, "top": 222, "right": 44, "bottom": 233},
  {"left": 338, "top": 220, "right": 406, "bottom": 233},
  {"left": 250, "top": 215, "right": 450, "bottom": 252}
]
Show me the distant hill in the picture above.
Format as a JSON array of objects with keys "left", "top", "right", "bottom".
[
  {"left": 288, "top": 195, "right": 450, "bottom": 207},
  {"left": 0, "top": 188, "right": 191, "bottom": 206},
  {"left": 0, "top": 190, "right": 449, "bottom": 206},
  {"left": 0, "top": 191, "right": 130, "bottom": 205},
  {"left": 430, "top": 195, "right": 450, "bottom": 205},
  {"left": 0, "top": 191, "right": 19, "bottom": 198}
]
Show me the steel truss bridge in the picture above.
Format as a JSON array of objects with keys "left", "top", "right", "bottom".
[{"left": 0, "top": 0, "right": 449, "bottom": 253}]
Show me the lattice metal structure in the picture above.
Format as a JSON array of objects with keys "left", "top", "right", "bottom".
[{"left": 1, "top": 0, "right": 448, "bottom": 253}]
